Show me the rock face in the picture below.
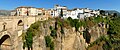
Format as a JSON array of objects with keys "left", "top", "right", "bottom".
[{"left": 19, "top": 19, "right": 108, "bottom": 50}]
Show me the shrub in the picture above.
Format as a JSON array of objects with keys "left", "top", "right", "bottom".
[
  {"left": 83, "top": 28, "right": 91, "bottom": 44},
  {"left": 50, "top": 42, "right": 54, "bottom": 50},
  {"left": 49, "top": 26, "right": 53, "bottom": 30},
  {"left": 60, "top": 25, "right": 64, "bottom": 34},
  {"left": 31, "top": 21, "right": 40, "bottom": 30},
  {"left": 75, "top": 22, "right": 81, "bottom": 32},
  {"left": 45, "top": 36, "right": 52, "bottom": 47},
  {"left": 67, "top": 17, "right": 72, "bottom": 21},
  {"left": 50, "top": 29, "right": 57, "bottom": 38}
]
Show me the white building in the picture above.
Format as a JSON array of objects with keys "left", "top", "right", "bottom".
[
  {"left": 12, "top": 6, "right": 38, "bottom": 16},
  {"left": 48, "top": 9, "right": 57, "bottom": 17},
  {"left": 49, "top": 5, "right": 68, "bottom": 17},
  {"left": 66, "top": 8, "right": 100, "bottom": 19},
  {"left": 11, "top": 5, "right": 100, "bottom": 19},
  {"left": 16, "top": 6, "right": 28, "bottom": 16},
  {"left": 65, "top": 8, "right": 84, "bottom": 19},
  {"left": 27, "top": 7, "right": 38, "bottom": 16},
  {"left": 37, "top": 8, "right": 45, "bottom": 16}
]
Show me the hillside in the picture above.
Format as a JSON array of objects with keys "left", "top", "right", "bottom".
[
  {"left": 0, "top": 10, "right": 11, "bottom": 16},
  {"left": 105, "top": 10, "right": 120, "bottom": 16}
]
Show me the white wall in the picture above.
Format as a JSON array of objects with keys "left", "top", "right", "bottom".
[
  {"left": 16, "top": 8, "right": 27, "bottom": 16},
  {"left": 28, "top": 8, "right": 37, "bottom": 16}
]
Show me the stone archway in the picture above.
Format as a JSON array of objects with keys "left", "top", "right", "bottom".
[
  {"left": 0, "top": 35, "right": 12, "bottom": 50},
  {"left": 17, "top": 20, "right": 23, "bottom": 26},
  {"left": 17, "top": 20, "right": 24, "bottom": 30}
]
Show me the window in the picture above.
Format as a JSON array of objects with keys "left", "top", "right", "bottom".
[
  {"left": 38, "top": 13, "right": 42, "bottom": 15},
  {"left": 2, "top": 22, "right": 7, "bottom": 30},
  {"left": 51, "top": 11, "right": 53, "bottom": 13},
  {"left": 51, "top": 14, "right": 53, "bottom": 15},
  {"left": 3, "top": 25, "right": 5, "bottom": 30},
  {"left": 43, "top": 13, "right": 45, "bottom": 15}
]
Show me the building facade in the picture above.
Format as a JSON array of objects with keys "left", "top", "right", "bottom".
[
  {"left": 66, "top": 8, "right": 100, "bottom": 19},
  {"left": 49, "top": 5, "right": 68, "bottom": 17},
  {"left": 11, "top": 5, "right": 100, "bottom": 19}
]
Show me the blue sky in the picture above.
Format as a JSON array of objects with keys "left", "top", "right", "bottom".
[{"left": 0, "top": 0, "right": 120, "bottom": 12}]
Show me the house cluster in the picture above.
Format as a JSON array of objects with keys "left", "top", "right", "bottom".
[
  {"left": 11, "top": 6, "right": 51, "bottom": 18},
  {"left": 11, "top": 5, "right": 100, "bottom": 19}
]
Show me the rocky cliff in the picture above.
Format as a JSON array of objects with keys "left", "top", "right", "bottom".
[{"left": 26, "top": 18, "right": 108, "bottom": 50}]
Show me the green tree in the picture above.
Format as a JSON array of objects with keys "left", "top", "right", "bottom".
[
  {"left": 75, "top": 22, "right": 81, "bottom": 32},
  {"left": 73, "top": 19, "right": 79, "bottom": 32},
  {"left": 50, "top": 29, "right": 57, "bottom": 38},
  {"left": 55, "top": 19, "right": 58, "bottom": 30},
  {"left": 60, "top": 25, "right": 64, "bottom": 34},
  {"left": 67, "top": 17, "right": 72, "bottom": 21},
  {"left": 25, "top": 28, "right": 33, "bottom": 50},
  {"left": 83, "top": 28, "right": 91, "bottom": 44},
  {"left": 50, "top": 42, "right": 54, "bottom": 50},
  {"left": 94, "top": 15, "right": 103, "bottom": 24},
  {"left": 45, "top": 36, "right": 52, "bottom": 47},
  {"left": 49, "top": 25, "right": 57, "bottom": 38},
  {"left": 100, "top": 10, "right": 105, "bottom": 15},
  {"left": 23, "top": 21, "right": 41, "bottom": 50},
  {"left": 49, "top": 26, "right": 53, "bottom": 30},
  {"left": 113, "top": 13, "right": 117, "bottom": 18},
  {"left": 60, "top": 8, "right": 63, "bottom": 18}
]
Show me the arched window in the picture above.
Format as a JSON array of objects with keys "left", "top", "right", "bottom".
[
  {"left": 18, "top": 20, "right": 23, "bottom": 26},
  {"left": 2, "top": 22, "right": 7, "bottom": 30}
]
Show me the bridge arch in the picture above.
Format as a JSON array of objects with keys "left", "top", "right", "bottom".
[
  {"left": 17, "top": 20, "right": 23, "bottom": 26},
  {"left": 0, "top": 31, "right": 12, "bottom": 50},
  {"left": 0, "top": 35, "right": 11, "bottom": 45}
]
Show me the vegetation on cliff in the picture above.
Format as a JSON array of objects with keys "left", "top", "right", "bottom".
[
  {"left": 22, "top": 21, "right": 41, "bottom": 50},
  {"left": 87, "top": 16, "right": 120, "bottom": 50},
  {"left": 45, "top": 35, "right": 54, "bottom": 50},
  {"left": 22, "top": 13, "right": 117, "bottom": 50}
]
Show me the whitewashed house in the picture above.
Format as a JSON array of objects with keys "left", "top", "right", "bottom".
[
  {"left": 49, "top": 5, "right": 68, "bottom": 17},
  {"left": 27, "top": 7, "right": 38, "bottom": 16},
  {"left": 12, "top": 6, "right": 38, "bottom": 16},
  {"left": 66, "top": 8, "right": 100, "bottom": 19},
  {"left": 66, "top": 8, "right": 84, "bottom": 19}
]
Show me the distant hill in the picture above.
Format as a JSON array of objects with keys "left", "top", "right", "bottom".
[
  {"left": 104, "top": 10, "right": 120, "bottom": 16},
  {"left": 0, "top": 10, "right": 11, "bottom": 16}
]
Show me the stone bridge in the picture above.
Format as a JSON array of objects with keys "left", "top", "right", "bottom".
[{"left": 0, "top": 16, "right": 47, "bottom": 50}]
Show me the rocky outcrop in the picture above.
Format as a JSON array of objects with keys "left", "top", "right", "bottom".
[{"left": 21, "top": 19, "right": 108, "bottom": 50}]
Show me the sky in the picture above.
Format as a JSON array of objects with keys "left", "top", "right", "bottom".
[{"left": 0, "top": 0, "right": 120, "bottom": 12}]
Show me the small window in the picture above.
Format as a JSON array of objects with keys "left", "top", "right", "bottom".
[
  {"left": 2, "top": 22, "right": 7, "bottom": 30},
  {"left": 3, "top": 25, "right": 5, "bottom": 30},
  {"left": 38, "top": 13, "right": 42, "bottom": 15},
  {"left": 51, "top": 11, "right": 53, "bottom": 13},
  {"left": 51, "top": 14, "right": 53, "bottom": 15},
  {"left": 43, "top": 13, "right": 45, "bottom": 15}
]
